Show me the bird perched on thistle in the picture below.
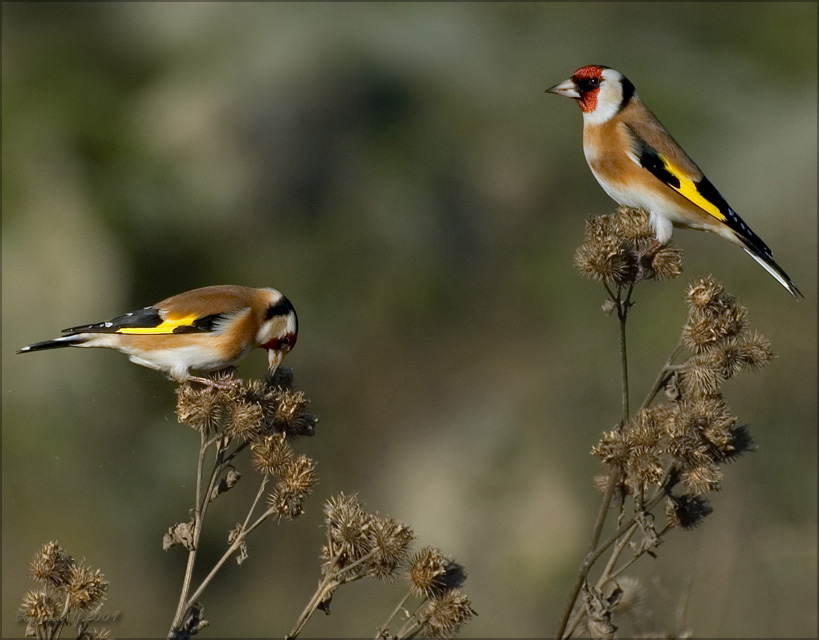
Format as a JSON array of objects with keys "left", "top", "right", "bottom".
[
  {"left": 547, "top": 65, "right": 801, "bottom": 297},
  {"left": 18, "top": 285, "right": 298, "bottom": 386}
]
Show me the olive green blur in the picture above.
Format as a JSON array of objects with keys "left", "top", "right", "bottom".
[{"left": 3, "top": 3, "right": 816, "bottom": 637}]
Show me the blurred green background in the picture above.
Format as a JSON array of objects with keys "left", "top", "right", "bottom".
[{"left": 2, "top": 3, "right": 816, "bottom": 638}]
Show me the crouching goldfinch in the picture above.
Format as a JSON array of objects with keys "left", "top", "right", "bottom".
[
  {"left": 18, "top": 285, "right": 298, "bottom": 385},
  {"left": 547, "top": 65, "right": 801, "bottom": 297}
]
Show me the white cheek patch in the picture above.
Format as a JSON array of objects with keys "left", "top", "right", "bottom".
[{"left": 582, "top": 69, "right": 627, "bottom": 125}]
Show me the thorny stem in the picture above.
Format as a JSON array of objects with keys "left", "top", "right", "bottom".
[{"left": 556, "top": 284, "right": 634, "bottom": 640}]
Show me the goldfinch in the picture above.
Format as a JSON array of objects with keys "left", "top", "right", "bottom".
[
  {"left": 547, "top": 65, "right": 802, "bottom": 297},
  {"left": 18, "top": 285, "right": 298, "bottom": 385}
]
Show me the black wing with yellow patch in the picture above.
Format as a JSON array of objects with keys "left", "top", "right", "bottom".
[
  {"left": 627, "top": 128, "right": 772, "bottom": 258},
  {"left": 63, "top": 307, "right": 227, "bottom": 336}
]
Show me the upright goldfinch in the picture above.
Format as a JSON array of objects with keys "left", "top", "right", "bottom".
[
  {"left": 547, "top": 65, "right": 801, "bottom": 297},
  {"left": 18, "top": 285, "right": 298, "bottom": 385}
]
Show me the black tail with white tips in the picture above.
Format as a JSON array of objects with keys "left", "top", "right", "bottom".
[
  {"left": 738, "top": 239, "right": 803, "bottom": 298},
  {"left": 17, "top": 335, "right": 88, "bottom": 354}
]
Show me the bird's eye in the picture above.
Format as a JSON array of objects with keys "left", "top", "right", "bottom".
[
  {"left": 588, "top": 77, "right": 600, "bottom": 87},
  {"left": 279, "top": 337, "right": 290, "bottom": 349}
]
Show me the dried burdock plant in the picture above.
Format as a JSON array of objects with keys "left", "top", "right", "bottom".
[
  {"left": 556, "top": 209, "right": 771, "bottom": 639},
  {"left": 166, "top": 367, "right": 472, "bottom": 639},
  {"left": 167, "top": 367, "right": 319, "bottom": 638},
  {"left": 19, "top": 541, "right": 112, "bottom": 639},
  {"left": 288, "top": 495, "right": 474, "bottom": 640}
]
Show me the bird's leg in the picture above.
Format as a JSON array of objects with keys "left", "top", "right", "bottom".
[{"left": 186, "top": 374, "right": 241, "bottom": 390}]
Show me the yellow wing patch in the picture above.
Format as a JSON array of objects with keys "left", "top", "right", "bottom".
[
  {"left": 661, "top": 157, "right": 727, "bottom": 223},
  {"left": 116, "top": 313, "right": 201, "bottom": 335}
]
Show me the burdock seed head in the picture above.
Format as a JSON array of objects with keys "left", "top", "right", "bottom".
[
  {"left": 365, "top": 516, "right": 415, "bottom": 581},
  {"left": 30, "top": 541, "right": 74, "bottom": 588},
  {"left": 408, "top": 547, "right": 467, "bottom": 598},
  {"left": 20, "top": 588, "right": 58, "bottom": 622},
  {"left": 323, "top": 493, "right": 374, "bottom": 563},
  {"left": 176, "top": 383, "right": 224, "bottom": 433},
  {"left": 251, "top": 432, "right": 295, "bottom": 476},
  {"left": 67, "top": 563, "right": 109, "bottom": 612},
  {"left": 418, "top": 589, "right": 475, "bottom": 639},
  {"left": 266, "top": 454, "right": 318, "bottom": 520}
]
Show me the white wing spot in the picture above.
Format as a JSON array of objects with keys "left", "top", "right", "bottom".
[{"left": 104, "top": 322, "right": 113, "bottom": 328}]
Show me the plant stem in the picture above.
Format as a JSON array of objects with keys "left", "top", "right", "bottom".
[
  {"left": 168, "top": 431, "right": 209, "bottom": 637},
  {"left": 640, "top": 342, "right": 684, "bottom": 410},
  {"left": 556, "top": 284, "right": 635, "bottom": 639},
  {"left": 375, "top": 590, "right": 412, "bottom": 639},
  {"left": 184, "top": 477, "right": 272, "bottom": 611},
  {"left": 617, "top": 285, "right": 633, "bottom": 422},
  {"left": 287, "top": 548, "right": 381, "bottom": 639},
  {"left": 606, "top": 523, "right": 672, "bottom": 584},
  {"left": 287, "top": 551, "right": 344, "bottom": 640},
  {"left": 168, "top": 434, "right": 241, "bottom": 637}
]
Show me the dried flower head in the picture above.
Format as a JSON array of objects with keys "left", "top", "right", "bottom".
[
  {"left": 251, "top": 433, "right": 295, "bottom": 476},
  {"left": 176, "top": 383, "right": 224, "bottom": 433},
  {"left": 365, "top": 516, "right": 415, "bottom": 580},
  {"left": 738, "top": 330, "right": 774, "bottom": 372},
  {"left": 67, "top": 563, "right": 108, "bottom": 611},
  {"left": 418, "top": 588, "right": 475, "bottom": 639},
  {"left": 575, "top": 207, "right": 682, "bottom": 287},
  {"left": 613, "top": 206, "right": 654, "bottom": 244},
  {"left": 681, "top": 461, "right": 722, "bottom": 495},
  {"left": 591, "top": 428, "right": 629, "bottom": 469},
  {"left": 409, "top": 547, "right": 467, "bottom": 598},
  {"left": 575, "top": 231, "right": 634, "bottom": 285},
  {"left": 267, "top": 454, "right": 318, "bottom": 520},
  {"left": 270, "top": 389, "right": 318, "bottom": 437},
  {"left": 30, "top": 541, "right": 74, "bottom": 587},
  {"left": 225, "top": 399, "right": 264, "bottom": 442},
  {"left": 686, "top": 276, "right": 727, "bottom": 310},
  {"left": 667, "top": 494, "right": 713, "bottom": 529},
  {"left": 649, "top": 245, "right": 683, "bottom": 281},
  {"left": 683, "top": 278, "right": 748, "bottom": 352},
  {"left": 322, "top": 493, "right": 374, "bottom": 569},
  {"left": 678, "top": 355, "right": 725, "bottom": 398},
  {"left": 20, "top": 587, "right": 58, "bottom": 621}
]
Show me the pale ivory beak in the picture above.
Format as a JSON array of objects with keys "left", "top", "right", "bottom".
[
  {"left": 545, "top": 78, "right": 580, "bottom": 98},
  {"left": 267, "top": 349, "right": 285, "bottom": 375}
]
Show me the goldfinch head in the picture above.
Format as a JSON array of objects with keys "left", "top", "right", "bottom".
[
  {"left": 546, "top": 65, "right": 635, "bottom": 124},
  {"left": 256, "top": 289, "right": 298, "bottom": 373}
]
